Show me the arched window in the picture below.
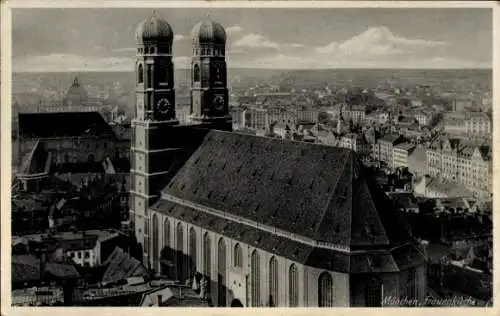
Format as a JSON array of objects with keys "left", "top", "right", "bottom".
[
  {"left": 233, "top": 243, "right": 242, "bottom": 267},
  {"left": 162, "top": 218, "right": 172, "bottom": 274},
  {"left": 176, "top": 223, "right": 184, "bottom": 281},
  {"left": 365, "top": 277, "right": 382, "bottom": 307},
  {"left": 147, "top": 65, "right": 152, "bottom": 88},
  {"left": 318, "top": 272, "right": 333, "bottom": 307},
  {"left": 152, "top": 214, "right": 159, "bottom": 272},
  {"left": 203, "top": 232, "right": 211, "bottom": 279},
  {"left": 137, "top": 64, "right": 143, "bottom": 84},
  {"left": 163, "top": 219, "right": 170, "bottom": 249},
  {"left": 250, "top": 250, "right": 261, "bottom": 307},
  {"left": 193, "top": 64, "right": 200, "bottom": 82},
  {"left": 158, "top": 59, "right": 169, "bottom": 84},
  {"left": 217, "top": 238, "right": 227, "bottom": 306},
  {"left": 144, "top": 217, "right": 150, "bottom": 256},
  {"left": 268, "top": 256, "right": 278, "bottom": 307},
  {"left": 289, "top": 264, "right": 299, "bottom": 307},
  {"left": 189, "top": 227, "right": 197, "bottom": 278}
]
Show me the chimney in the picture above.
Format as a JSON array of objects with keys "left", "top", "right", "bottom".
[{"left": 157, "top": 294, "right": 162, "bottom": 307}]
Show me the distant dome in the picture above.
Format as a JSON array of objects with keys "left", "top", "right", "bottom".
[
  {"left": 135, "top": 15, "right": 174, "bottom": 43},
  {"left": 191, "top": 20, "right": 226, "bottom": 45},
  {"left": 65, "top": 77, "right": 88, "bottom": 106}
]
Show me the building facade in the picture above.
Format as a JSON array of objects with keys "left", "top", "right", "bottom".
[
  {"left": 130, "top": 14, "right": 426, "bottom": 308},
  {"left": 426, "top": 136, "right": 492, "bottom": 200},
  {"left": 393, "top": 143, "right": 416, "bottom": 170}
]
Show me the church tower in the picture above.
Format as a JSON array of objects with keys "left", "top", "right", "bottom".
[
  {"left": 189, "top": 18, "right": 232, "bottom": 131},
  {"left": 131, "top": 14, "right": 178, "bottom": 265}
]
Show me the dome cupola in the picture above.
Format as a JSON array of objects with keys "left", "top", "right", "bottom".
[
  {"left": 191, "top": 19, "right": 227, "bottom": 45},
  {"left": 135, "top": 14, "right": 174, "bottom": 43}
]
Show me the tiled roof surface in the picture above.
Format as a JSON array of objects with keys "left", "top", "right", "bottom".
[
  {"left": 162, "top": 131, "right": 412, "bottom": 249},
  {"left": 12, "top": 255, "right": 80, "bottom": 284},
  {"left": 102, "top": 247, "right": 146, "bottom": 283},
  {"left": 379, "top": 133, "right": 401, "bottom": 144},
  {"left": 150, "top": 131, "right": 422, "bottom": 271},
  {"left": 19, "top": 112, "right": 116, "bottom": 139}
]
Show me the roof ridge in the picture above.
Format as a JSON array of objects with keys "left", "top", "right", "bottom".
[
  {"left": 357, "top": 166, "right": 395, "bottom": 247},
  {"left": 312, "top": 150, "right": 351, "bottom": 241}
]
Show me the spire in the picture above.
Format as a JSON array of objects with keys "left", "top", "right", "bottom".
[{"left": 72, "top": 76, "right": 79, "bottom": 87}]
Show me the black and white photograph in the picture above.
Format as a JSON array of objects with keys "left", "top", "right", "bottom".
[{"left": 3, "top": 2, "right": 495, "bottom": 309}]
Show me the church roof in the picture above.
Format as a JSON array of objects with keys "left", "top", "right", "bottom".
[
  {"left": 191, "top": 19, "right": 226, "bottom": 45},
  {"left": 18, "top": 112, "right": 116, "bottom": 139},
  {"left": 135, "top": 15, "right": 174, "bottom": 43},
  {"left": 154, "top": 131, "right": 421, "bottom": 269}
]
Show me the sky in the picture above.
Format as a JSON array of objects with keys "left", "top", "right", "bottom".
[{"left": 12, "top": 8, "right": 492, "bottom": 71}]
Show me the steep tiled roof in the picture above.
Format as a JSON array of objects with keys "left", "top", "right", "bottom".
[
  {"left": 12, "top": 255, "right": 80, "bottom": 284},
  {"left": 155, "top": 131, "right": 419, "bottom": 267},
  {"left": 19, "top": 112, "right": 116, "bottom": 139},
  {"left": 102, "top": 247, "right": 146, "bottom": 283}
]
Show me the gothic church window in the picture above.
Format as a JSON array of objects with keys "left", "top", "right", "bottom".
[
  {"left": 215, "top": 67, "right": 221, "bottom": 81},
  {"left": 289, "top": 264, "right": 299, "bottom": 307},
  {"left": 268, "top": 256, "right": 278, "bottom": 307},
  {"left": 218, "top": 238, "right": 227, "bottom": 306},
  {"left": 144, "top": 217, "right": 150, "bottom": 255},
  {"left": 318, "top": 272, "right": 333, "bottom": 307},
  {"left": 203, "top": 232, "right": 211, "bottom": 278},
  {"left": 147, "top": 66, "right": 152, "bottom": 88},
  {"left": 163, "top": 219, "right": 171, "bottom": 260},
  {"left": 176, "top": 223, "right": 184, "bottom": 280},
  {"left": 189, "top": 227, "right": 197, "bottom": 278},
  {"left": 251, "top": 250, "right": 261, "bottom": 306},
  {"left": 137, "top": 64, "right": 144, "bottom": 83},
  {"left": 193, "top": 64, "right": 200, "bottom": 82},
  {"left": 152, "top": 214, "right": 159, "bottom": 271},
  {"left": 158, "top": 60, "right": 169, "bottom": 84},
  {"left": 233, "top": 243, "right": 242, "bottom": 267}
]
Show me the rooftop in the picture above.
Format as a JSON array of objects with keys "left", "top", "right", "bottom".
[
  {"left": 153, "top": 130, "right": 423, "bottom": 273},
  {"left": 394, "top": 142, "right": 416, "bottom": 151},
  {"left": 18, "top": 112, "right": 116, "bottom": 139}
]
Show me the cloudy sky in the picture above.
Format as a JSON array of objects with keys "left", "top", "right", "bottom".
[{"left": 12, "top": 8, "right": 492, "bottom": 71}]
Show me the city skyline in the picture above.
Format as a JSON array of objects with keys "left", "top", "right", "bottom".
[{"left": 13, "top": 8, "right": 492, "bottom": 72}]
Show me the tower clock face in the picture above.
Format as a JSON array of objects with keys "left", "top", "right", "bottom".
[
  {"left": 156, "top": 98, "right": 171, "bottom": 116},
  {"left": 213, "top": 95, "right": 225, "bottom": 111}
]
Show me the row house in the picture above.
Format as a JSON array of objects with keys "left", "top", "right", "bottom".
[{"left": 426, "top": 136, "right": 492, "bottom": 200}]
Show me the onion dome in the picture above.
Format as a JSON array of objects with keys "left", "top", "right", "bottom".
[
  {"left": 191, "top": 20, "right": 227, "bottom": 45},
  {"left": 135, "top": 15, "right": 174, "bottom": 43}
]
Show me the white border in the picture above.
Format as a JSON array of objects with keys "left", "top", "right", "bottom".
[{"left": 1, "top": 1, "right": 498, "bottom": 316}]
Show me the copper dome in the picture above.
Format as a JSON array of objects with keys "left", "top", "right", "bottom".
[
  {"left": 135, "top": 15, "right": 174, "bottom": 43},
  {"left": 191, "top": 20, "right": 226, "bottom": 45}
]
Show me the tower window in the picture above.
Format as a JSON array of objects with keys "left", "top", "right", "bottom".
[
  {"left": 137, "top": 64, "right": 144, "bottom": 84},
  {"left": 216, "top": 67, "right": 221, "bottom": 81},
  {"left": 147, "top": 65, "right": 152, "bottom": 88},
  {"left": 193, "top": 64, "right": 200, "bottom": 83},
  {"left": 150, "top": 47, "right": 155, "bottom": 54}
]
